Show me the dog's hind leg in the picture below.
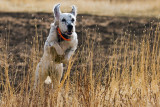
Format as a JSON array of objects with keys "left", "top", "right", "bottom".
[
  {"left": 58, "top": 63, "right": 63, "bottom": 84},
  {"left": 34, "top": 62, "right": 48, "bottom": 89},
  {"left": 50, "top": 63, "right": 63, "bottom": 89},
  {"left": 34, "top": 62, "right": 41, "bottom": 89}
]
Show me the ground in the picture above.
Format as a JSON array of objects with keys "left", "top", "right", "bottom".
[
  {"left": 0, "top": 12, "right": 159, "bottom": 50},
  {"left": 0, "top": 12, "right": 159, "bottom": 88}
]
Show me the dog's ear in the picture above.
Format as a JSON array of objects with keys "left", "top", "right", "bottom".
[
  {"left": 71, "top": 5, "right": 77, "bottom": 17},
  {"left": 53, "top": 4, "right": 61, "bottom": 20}
]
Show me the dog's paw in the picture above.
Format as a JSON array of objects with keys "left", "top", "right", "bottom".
[
  {"left": 56, "top": 48, "right": 64, "bottom": 55},
  {"left": 44, "top": 76, "right": 52, "bottom": 84}
]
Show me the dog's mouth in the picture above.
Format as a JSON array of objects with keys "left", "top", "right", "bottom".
[
  {"left": 63, "top": 31, "right": 73, "bottom": 36},
  {"left": 61, "top": 29, "right": 73, "bottom": 36},
  {"left": 66, "top": 32, "right": 72, "bottom": 35}
]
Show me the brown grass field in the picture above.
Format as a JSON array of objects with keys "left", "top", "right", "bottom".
[
  {"left": 0, "top": 0, "right": 160, "bottom": 17},
  {"left": 0, "top": 0, "right": 160, "bottom": 107}
]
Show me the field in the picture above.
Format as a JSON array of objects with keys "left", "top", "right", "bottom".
[
  {"left": 1, "top": 0, "right": 160, "bottom": 17},
  {"left": 0, "top": 0, "right": 160, "bottom": 107}
]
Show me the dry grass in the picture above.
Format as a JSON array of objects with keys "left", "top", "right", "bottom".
[
  {"left": 0, "top": 0, "right": 160, "bottom": 17},
  {"left": 0, "top": 21, "right": 160, "bottom": 106}
]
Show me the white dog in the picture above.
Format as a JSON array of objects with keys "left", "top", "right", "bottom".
[{"left": 34, "top": 4, "right": 78, "bottom": 88}]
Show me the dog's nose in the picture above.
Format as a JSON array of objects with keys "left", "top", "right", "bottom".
[{"left": 67, "top": 24, "right": 73, "bottom": 32}]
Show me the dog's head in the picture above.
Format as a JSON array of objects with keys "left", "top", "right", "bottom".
[{"left": 53, "top": 4, "right": 77, "bottom": 35}]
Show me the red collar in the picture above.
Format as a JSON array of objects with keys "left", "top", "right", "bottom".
[{"left": 57, "top": 27, "right": 71, "bottom": 41}]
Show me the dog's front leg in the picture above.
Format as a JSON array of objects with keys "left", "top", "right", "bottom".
[
  {"left": 45, "top": 41, "right": 64, "bottom": 55},
  {"left": 62, "top": 46, "right": 77, "bottom": 64}
]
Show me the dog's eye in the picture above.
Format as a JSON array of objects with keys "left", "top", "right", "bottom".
[
  {"left": 62, "top": 19, "right": 66, "bottom": 22},
  {"left": 71, "top": 18, "right": 75, "bottom": 22}
]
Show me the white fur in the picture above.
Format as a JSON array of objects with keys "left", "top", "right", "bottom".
[{"left": 34, "top": 4, "right": 78, "bottom": 88}]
